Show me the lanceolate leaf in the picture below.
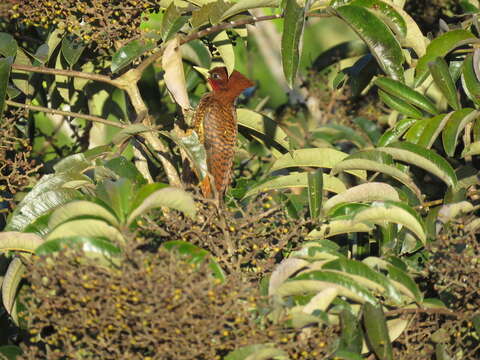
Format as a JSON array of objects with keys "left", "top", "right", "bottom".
[
  {"left": 46, "top": 219, "right": 125, "bottom": 243},
  {"left": 48, "top": 200, "right": 120, "bottom": 229},
  {"left": 0, "top": 232, "right": 43, "bottom": 253},
  {"left": 36, "top": 236, "right": 121, "bottom": 258},
  {"left": 377, "top": 118, "right": 417, "bottom": 146},
  {"left": 221, "top": 0, "right": 279, "bottom": 20},
  {"left": 127, "top": 187, "right": 196, "bottom": 225},
  {"left": 212, "top": 30, "right": 235, "bottom": 75},
  {"left": 225, "top": 344, "right": 289, "bottom": 360},
  {"left": 414, "top": 29, "right": 476, "bottom": 87},
  {"left": 351, "top": 0, "right": 406, "bottom": 39},
  {"left": 61, "top": 35, "right": 85, "bottom": 67},
  {"left": 281, "top": 0, "right": 307, "bottom": 87},
  {"left": 442, "top": 108, "right": 477, "bottom": 156},
  {"left": 417, "top": 113, "right": 451, "bottom": 149},
  {"left": 269, "top": 148, "right": 367, "bottom": 179},
  {"left": 378, "top": 142, "right": 458, "bottom": 187},
  {"left": 374, "top": 77, "right": 437, "bottom": 114},
  {"left": 2, "top": 257, "right": 25, "bottom": 319},
  {"left": 363, "top": 303, "right": 393, "bottom": 360},
  {"left": 237, "top": 109, "right": 290, "bottom": 152},
  {"left": 461, "top": 54, "right": 480, "bottom": 106},
  {"left": 353, "top": 201, "right": 426, "bottom": 244},
  {"left": 162, "top": 37, "right": 191, "bottom": 109},
  {"left": 111, "top": 39, "right": 156, "bottom": 73},
  {"left": 335, "top": 5, "right": 404, "bottom": 81},
  {"left": 378, "top": 89, "right": 423, "bottom": 119},
  {"left": 161, "top": 3, "right": 188, "bottom": 42},
  {"left": 324, "top": 183, "right": 399, "bottom": 211},
  {"left": 0, "top": 57, "right": 11, "bottom": 121},
  {"left": 244, "top": 172, "right": 347, "bottom": 198},
  {"left": 429, "top": 57, "right": 460, "bottom": 110},
  {"left": 307, "top": 169, "right": 323, "bottom": 219}
]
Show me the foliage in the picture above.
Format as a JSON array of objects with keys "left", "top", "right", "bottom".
[{"left": 0, "top": 0, "right": 479, "bottom": 359}]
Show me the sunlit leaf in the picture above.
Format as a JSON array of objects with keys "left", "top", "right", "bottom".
[
  {"left": 0, "top": 232, "right": 43, "bottom": 254},
  {"left": 46, "top": 219, "right": 125, "bottom": 243},
  {"left": 2, "top": 258, "right": 25, "bottom": 322},
  {"left": 0, "top": 32, "right": 17, "bottom": 57},
  {"left": 442, "top": 108, "right": 477, "bottom": 156},
  {"left": 48, "top": 200, "right": 120, "bottom": 229},
  {"left": 111, "top": 39, "right": 156, "bottom": 73},
  {"left": 225, "top": 344, "right": 288, "bottom": 360},
  {"left": 363, "top": 303, "right": 393, "bottom": 360}
]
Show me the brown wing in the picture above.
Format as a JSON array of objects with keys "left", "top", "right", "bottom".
[{"left": 201, "top": 97, "right": 237, "bottom": 198}]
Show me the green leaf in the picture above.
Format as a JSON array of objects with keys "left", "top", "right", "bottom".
[
  {"left": 378, "top": 90, "right": 423, "bottom": 119},
  {"left": 112, "top": 124, "right": 152, "bottom": 145},
  {"left": 127, "top": 187, "right": 196, "bottom": 225},
  {"left": 429, "top": 57, "right": 460, "bottom": 110},
  {"left": 338, "top": 309, "right": 363, "bottom": 354},
  {"left": 332, "top": 150, "right": 422, "bottom": 200},
  {"left": 374, "top": 77, "right": 437, "bottom": 114},
  {"left": 0, "top": 345, "right": 22, "bottom": 359},
  {"left": 0, "top": 232, "right": 43, "bottom": 254},
  {"left": 314, "top": 124, "right": 369, "bottom": 148},
  {"left": 309, "top": 220, "right": 373, "bottom": 239},
  {"left": 48, "top": 200, "right": 120, "bottom": 229},
  {"left": 237, "top": 109, "right": 290, "bottom": 152},
  {"left": 442, "top": 108, "right": 477, "bottom": 156},
  {"left": 281, "top": 270, "right": 378, "bottom": 304},
  {"left": 377, "top": 118, "right": 417, "bottom": 146},
  {"left": 462, "top": 141, "right": 480, "bottom": 157},
  {"left": 96, "top": 178, "right": 135, "bottom": 223},
  {"left": 363, "top": 303, "right": 393, "bottom": 360},
  {"left": 414, "top": 29, "right": 476, "bottom": 87},
  {"left": 111, "top": 39, "right": 156, "bottom": 73},
  {"left": 472, "top": 314, "right": 480, "bottom": 337},
  {"left": 221, "top": 0, "right": 279, "bottom": 20},
  {"left": 163, "top": 241, "right": 225, "bottom": 283},
  {"left": 269, "top": 148, "right": 367, "bottom": 180},
  {"left": 461, "top": 54, "right": 480, "bottom": 106},
  {"left": 350, "top": 0, "right": 406, "bottom": 39},
  {"left": 0, "top": 57, "right": 11, "bottom": 121},
  {"left": 36, "top": 236, "right": 121, "bottom": 258},
  {"left": 378, "top": 141, "right": 458, "bottom": 187},
  {"left": 61, "top": 35, "right": 85, "bottom": 67},
  {"left": 308, "top": 169, "right": 323, "bottom": 219},
  {"left": 2, "top": 258, "right": 25, "bottom": 320},
  {"left": 417, "top": 113, "right": 451, "bottom": 148},
  {"left": 335, "top": 5, "right": 404, "bottom": 81},
  {"left": 353, "top": 200, "right": 426, "bottom": 244},
  {"left": 244, "top": 172, "right": 347, "bottom": 198},
  {"left": 212, "top": 30, "right": 235, "bottom": 75},
  {"left": 225, "top": 344, "right": 289, "bottom": 360},
  {"left": 404, "top": 119, "right": 428, "bottom": 144},
  {"left": 387, "top": 264, "right": 422, "bottom": 302},
  {"left": 281, "top": 0, "right": 307, "bottom": 87},
  {"left": 324, "top": 183, "right": 399, "bottom": 212},
  {"left": 6, "top": 177, "right": 83, "bottom": 232},
  {"left": 0, "top": 33, "right": 17, "bottom": 57},
  {"left": 46, "top": 219, "right": 125, "bottom": 243},
  {"left": 161, "top": 4, "right": 188, "bottom": 42},
  {"left": 323, "top": 258, "right": 403, "bottom": 304},
  {"left": 104, "top": 157, "right": 146, "bottom": 186},
  {"left": 11, "top": 48, "right": 32, "bottom": 96}
]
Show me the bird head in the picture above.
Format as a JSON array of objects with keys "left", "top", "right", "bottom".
[{"left": 208, "top": 67, "right": 254, "bottom": 100}]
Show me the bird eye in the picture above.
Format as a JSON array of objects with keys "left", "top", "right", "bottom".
[{"left": 212, "top": 73, "right": 221, "bottom": 80}]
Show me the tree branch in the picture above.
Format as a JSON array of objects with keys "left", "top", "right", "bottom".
[
  {"left": 6, "top": 100, "right": 127, "bottom": 129},
  {"left": 11, "top": 63, "right": 118, "bottom": 87}
]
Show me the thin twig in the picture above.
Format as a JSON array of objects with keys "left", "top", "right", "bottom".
[
  {"left": 11, "top": 63, "right": 118, "bottom": 87},
  {"left": 6, "top": 100, "right": 127, "bottom": 129}
]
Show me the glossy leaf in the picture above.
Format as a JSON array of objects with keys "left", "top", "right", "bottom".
[
  {"left": 281, "top": 0, "right": 307, "bottom": 87},
  {"left": 378, "top": 90, "right": 423, "bottom": 119},
  {"left": 378, "top": 141, "right": 458, "bottom": 187},
  {"left": 309, "top": 220, "right": 373, "bottom": 239},
  {"left": 2, "top": 257, "right": 25, "bottom": 320},
  {"left": 212, "top": 30, "right": 235, "bottom": 75},
  {"left": 281, "top": 270, "right": 378, "bottom": 304},
  {"left": 442, "top": 108, "right": 477, "bottom": 156},
  {"left": 127, "top": 187, "right": 196, "bottom": 225},
  {"left": 0, "top": 57, "right": 11, "bottom": 121},
  {"left": 363, "top": 303, "right": 393, "bottom": 360},
  {"left": 387, "top": 264, "right": 423, "bottom": 302},
  {"left": 351, "top": 0, "right": 406, "bottom": 38},
  {"left": 429, "top": 57, "right": 460, "bottom": 110},
  {"left": 461, "top": 54, "right": 480, "bottom": 106},
  {"left": 111, "top": 39, "right": 156, "bottom": 73},
  {"left": 48, "top": 200, "right": 120, "bottom": 229},
  {"left": 269, "top": 258, "right": 310, "bottom": 296},
  {"left": 46, "top": 219, "right": 125, "bottom": 243},
  {"left": 377, "top": 118, "right": 417, "bottom": 146},
  {"left": 161, "top": 3, "right": 188, "bottom": 42},
  {"left": 0, "top": 32, "right": 17, "bottom": 57},
  {"left": 324, "top": 183, "right": 399, "bottom": 212},
  {"left": 244, "top": 172, "right": 347, "bottom": 198},
  {"left": 417, "top": 113, "right": 451, "bottom": 148},
  {"left": 61, "top": 35, "right": 85, "bottom": 67},
  {"left": 221, "top": 0, "right": 279, "bottom": 20},
  {"left": 237, "top": 109, "right": 290, "bottom": 151},
  {"left": 308, "top": 169, "right": 323, "bottom": 219},
  {"left": 374, "top": 77, "right": 437, "bottom": 114},
  {"left": 338, "top": 309, "right": 363, "bottom": 354},
  {"left": 353, "top": 201, "right": 426, "bottom": 244},
  {"left": 335, "top": 5, "right": 404, "bottom": 81},
  {"left": 36, "top": 236, "right": 121, "bottom": 258},
  {"left": 0, "top": 232, "right": 43, "bottom": 253},
  {"left": 414, "top": 29, "right": 476, "bottom": 87},
  {"left": 269, "top": 148, "right": 367, "bottom": 179}
]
